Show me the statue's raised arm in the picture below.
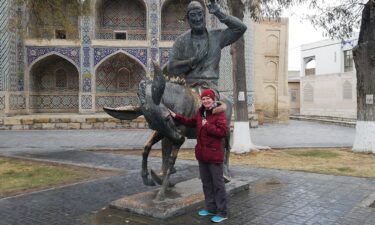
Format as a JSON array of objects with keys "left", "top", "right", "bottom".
[{"left": 167, "top": 0, "right": 247, "bottom": 89}]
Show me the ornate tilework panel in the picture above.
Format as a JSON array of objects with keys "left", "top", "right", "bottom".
[
  {"left": 96, "top": 95, "right": 139, "bottom": 110},
  {"left": 17, "top": 32, "right": 25, "bottom": 91},
  {"left": 149, "top": 0, "right": 159, "bottom": 65},
  {"left": 94, "top": 48, "right": 147, "bottom": 67},
  {"left": 81, "top": 95, "right": 93, "bottom": 109},
  {"left": 30, "top": 95, "right": 78, "bottom": 110},
  {"left": 0, "top": 95, "right": 5, "bottom": 110},
  {"left": 30, "top": 55, "right": 79, "bottom": 92},
  {"left": 83, "top": 76, "right": 92, "bottom": 92},
  {"left": 96, "top": 53, "right": 146, "bottom": 92},
  {"left": 161, "top": 0, "right": 191, "bottom": 41},
  {"left": 151, "top": 48, "right": 158, "bottom": 62},
  {"left": 81, "top": 16, "right": 93, "bottom": 93},
  {"left": 0, "top": 0, "right": 10, "bottom": 91},
  {"left": 9, "top": 94, "right": 26, "bottom": 110},
  {"left": 27, "top": 47, "right": 80, "bottom": 68},
  {"left": 218, "top": 45, "right": 233, "bottom": 92},
  {"left": 160, "top": 48, "right": 172, "bottom": 67},
  {"left": 83, "top": 47, "right": 91, "bottom": 68},
  {"left": 97, "top": 0, "right": 146, "bottom": 40},
  {"left": 220, "top": 91, "right": 234, "bottom": 105},
  {"left": 9, "top": 31, "right": 18, "bottom": 92}
]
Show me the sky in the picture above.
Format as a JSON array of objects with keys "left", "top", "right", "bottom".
[{"left": 283, "top": 6, "right": 327, "bottom": 71}]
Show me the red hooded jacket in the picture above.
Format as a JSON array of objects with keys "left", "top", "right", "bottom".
[{"left": 174, "top": 104, "right": 228, "bottom": 163}]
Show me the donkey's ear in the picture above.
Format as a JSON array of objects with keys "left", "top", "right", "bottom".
[
  {"left": 151, "top": 61, "right": 166, "bottom": 105},
  {"left": 103, "top": 106, "right": 142, "bottom": 120}
]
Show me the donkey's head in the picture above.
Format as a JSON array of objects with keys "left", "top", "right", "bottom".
[{"left": 138, "top": 62, "right": 184, "bottom": 145}]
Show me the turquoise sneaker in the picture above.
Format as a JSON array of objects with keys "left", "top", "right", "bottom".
[
  {"left": 211, "top": 215, "right": 228, "bottom": 223},
  {"left": 198, "top": 209, "right": 214, "bottom": 216}
]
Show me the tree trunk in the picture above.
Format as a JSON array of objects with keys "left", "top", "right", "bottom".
[
  {"left": 230, "top": 0, "right": 248, "bottom": 121},
  {"left": 352, "top": 0, "right": 375, "bottom": 153}
]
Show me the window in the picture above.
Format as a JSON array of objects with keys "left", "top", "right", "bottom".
[
  {"left": 115, "top": 31, "right": 127, "bottom": 40},
  {"left": 55, "top": 69, "right": 67, "bottom": 88},
  {"left": 55, "top": 30, "right": 66, "bottom": 39},
  {"left": 117, "top": 67, "right": 131, "bottom": 89},
  {"left": 304, "top": 57, "right": 316, "bottom": 76},
  {"left": 344, "top": 50, "right": 353, "bottom": 72}
]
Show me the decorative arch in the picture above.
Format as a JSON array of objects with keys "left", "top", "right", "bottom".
[
  {"left": 266, "top": 34, "right": 279, "bottom": 54},
  {"left": 94, "top": 49, "right": 147, "bottom": 72},
  {"left": 161, "top": 0, "right": 205, "bottom": 40},
  {"left": 304, "top": 57, "right": 316, "bottom": 76},
  {"left": 265, "top": 61, "right": 278, "bottom": 82},
  {"left": 264, "top": 85, "right": 277, "bottom": 119},
  {"left": 28, "top": 51, "right": 80, "bottom": 72},
  {"left": 95, "top": 0, "right": 147, "bottom": 40},
  {"left": 29, "top": 54, "right": 79, "bottom": 113},
  {"left": 95, "top": 52, "right": 146, "bottom": 93}
]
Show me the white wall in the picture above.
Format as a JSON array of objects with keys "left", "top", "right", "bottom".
[{"left": 301, "top": 36, "right": 358, "bottom": 76}]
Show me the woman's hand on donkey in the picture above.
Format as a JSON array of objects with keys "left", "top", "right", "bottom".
[{"left": 168, "top": 109, "right": 176, "bottom": 118}]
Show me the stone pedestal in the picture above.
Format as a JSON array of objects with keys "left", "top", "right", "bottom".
[{"left": 110, "top": 176, "right": 255, "bottom": 219}]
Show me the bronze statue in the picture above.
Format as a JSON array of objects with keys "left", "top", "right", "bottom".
[
  {"left": 104, "top": 0, "right": 246, "bottom": 201},
  {"left": 167, "top": 0, "right": 247, "bottom": 90}
]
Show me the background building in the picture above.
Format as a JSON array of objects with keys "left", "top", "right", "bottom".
[
  {"left": 300, "top": 35, "right": 358, "bottom": 119},
  {"left": 0, "top": 0, "right": 289, "bottom": 124},
  {"left": 288, "top": 70, "right": 300, "bottom": 115}
]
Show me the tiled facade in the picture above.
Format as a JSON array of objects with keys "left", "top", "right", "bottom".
[{"left": 0, "top": 0, "right": 288, "bottom": 123}]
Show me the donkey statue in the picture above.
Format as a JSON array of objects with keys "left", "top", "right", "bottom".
[{"left": 104, "top": 62, "right": 232, "bottom": 201}]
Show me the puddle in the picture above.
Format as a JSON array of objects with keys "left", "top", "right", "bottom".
[{"left": 252, "top": 178, "right": 282, "bottom": 194}]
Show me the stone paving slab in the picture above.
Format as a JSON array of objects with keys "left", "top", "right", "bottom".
[{"left": 110, "top": 177, "right": 254, "bottom": 219}]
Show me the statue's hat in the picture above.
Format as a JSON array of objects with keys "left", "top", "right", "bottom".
[{"left": 187, "top": 1, "right": 204, "bottom": 14}]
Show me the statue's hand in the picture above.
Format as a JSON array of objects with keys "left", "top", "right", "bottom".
[{"left": 206, "top": 0, "right": 220, "bottom": 14}]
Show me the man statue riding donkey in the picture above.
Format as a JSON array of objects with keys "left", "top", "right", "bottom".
[{"left": 104, "top": 0, "right": 246, "bottom": 203}]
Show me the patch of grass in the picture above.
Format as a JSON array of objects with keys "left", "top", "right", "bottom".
[
  {"left": 285, "top": 150, "right": 340, "bottom": 158},
  {"left": 335, "top": 167, "right": 356, "bottom": 173},
  {"left": 0, "top": 157, "right": 115, "bottom": 197},
  {"left": 97, "top": 148, "right": 375, "bottom": 179}
]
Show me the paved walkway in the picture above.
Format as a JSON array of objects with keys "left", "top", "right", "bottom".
[
  {"left": 1, "top": 120, "right": 373, "bottom": 225},
  {"left": 0, "top": 120, "right": 355, "bottom": 155}
]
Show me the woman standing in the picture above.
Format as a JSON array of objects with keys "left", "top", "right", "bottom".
[{"left": 169, "top": 88, "right": 229, "bottom": 223}]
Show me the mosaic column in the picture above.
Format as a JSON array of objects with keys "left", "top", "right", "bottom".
[
  {"left": 0, "top": 0, "right": 25, "bottom": 115},
  {"left": 79, "top": 16, "right": 95, "bottom": 113},
  {"left": 0, "top": 0, "right": 10, "bottom": 114},
  {"left": 148, "top": 0, "right": 160, "bottom": 75}
]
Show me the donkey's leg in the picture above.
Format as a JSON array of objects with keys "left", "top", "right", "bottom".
[
  {"left": 155, "top": 140, "right": 184, "bottom": 201},
  {"left": 223, "top": 134, "right": 231, "bottom": 183},
  {"left": 161, "top": 137, "right": 172, "bottom": 176},
  {"left": 151, "top": 137, "right": 172, "bottom": 185},
  {"left": 142, "top": 131, "right": 163, "bottom": 186}
]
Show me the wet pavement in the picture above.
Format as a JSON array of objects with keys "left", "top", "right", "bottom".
[
  {"left": 0, "top": 120, "right": 355, "bottom": 155},
  {"left": 0, "top": 120, "right": 373, "bottom": 225}
]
